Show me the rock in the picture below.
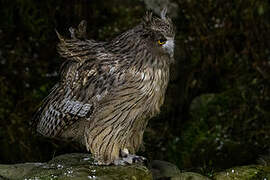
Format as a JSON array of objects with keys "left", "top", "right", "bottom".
[
  {"left": 150, "top": 160, "right": 270, "bottom": 180},
  {"left": 1, "top": 154, "right": 269, "bottom": 180},
  {"left": 151, "top": 160, "right": 181, "bottom": 179},
  {"left": 176, "top": 172, "right": 211, "bottom": 180},
  {"left": 213, "top": 165, "right": 270, "bottom": 180},
  {"left": 0, "top": 153, "right": 152, "bottom": 180},
  {"left": 150, "top": 160, "right": 210, "bottom": 180}
]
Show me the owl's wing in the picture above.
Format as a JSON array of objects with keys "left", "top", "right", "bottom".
[
  {"left": 34, "top": 21, "right": 124, "bottom": 138},
  {"left": 33, "top": 52, "right": 123, "bottom": 138},
  {"left": 32, "top": 60, "right": 83, "bottom": 137}
]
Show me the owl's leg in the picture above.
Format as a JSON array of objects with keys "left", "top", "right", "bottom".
[{"left": 113, "top": 148, "right": 147, "bottom": 165}]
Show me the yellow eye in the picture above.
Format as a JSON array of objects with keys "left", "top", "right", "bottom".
[{"left": 158, "top": 39, "right": 166, "bottom": 45}]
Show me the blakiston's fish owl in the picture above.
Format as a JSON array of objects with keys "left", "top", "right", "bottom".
[{"left": 33, "top": 8, "right": 175, "bottom": 165}]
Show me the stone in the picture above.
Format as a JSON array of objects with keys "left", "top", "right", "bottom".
[
  {"left": 151, "top": 160, "right": 181, "bottom": 179},
  {"left": 150, "top": 160, "right": 210, "bottom": 180},
  {"left": 176, "top": 172, "right": 211, "bottom": 180},
  {"left": 0, "top": 153, "right": 152, "bottom": 180},
  {"left": 213, "top": 165, "right": 270, "bottom": 180}
]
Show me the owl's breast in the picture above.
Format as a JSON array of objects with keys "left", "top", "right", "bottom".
[{"left": 138, "top": 64, "right": 170, "bottom": 116}]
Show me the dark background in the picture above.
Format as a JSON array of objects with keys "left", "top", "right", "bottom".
[{"left": 0, "top": 0, "right": 269, "bottom": 176}]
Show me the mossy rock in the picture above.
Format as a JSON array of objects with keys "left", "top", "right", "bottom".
[
  {"left": 213, "top": 165, "right": 270, "bottom": 180},
  {"left": 0, "top": 153, "right": 152, "bottom": 180}
]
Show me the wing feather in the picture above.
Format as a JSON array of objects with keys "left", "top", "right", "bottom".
[
  {"left": 34, "top": 53, "right": 122, "bottom": 138},
  {"left": 34, "top": 21, "right": 127, "bottom": 138}
]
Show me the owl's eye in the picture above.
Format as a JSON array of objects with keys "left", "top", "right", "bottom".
[{"left": 158, "top": 39, "right": 167, "bottom": 45}]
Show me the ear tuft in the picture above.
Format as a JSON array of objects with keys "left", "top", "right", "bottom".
[
  {"left": 143, "top": 11, "right": 153, "bottom": 25},
  {"left": 161, "top": 7, "right": 167, "bottom": 20}
]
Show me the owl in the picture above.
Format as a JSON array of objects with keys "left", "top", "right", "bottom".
[{"left": 33, "top": 8, "right": 175, "bottom": 165}]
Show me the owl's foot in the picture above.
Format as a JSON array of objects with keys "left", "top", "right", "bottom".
[
  {"left": 113, "top": 148, "right": 147, "bottom": 165},
  {"left": 113, "top": 154, "right": 147, "bottom": 165}
]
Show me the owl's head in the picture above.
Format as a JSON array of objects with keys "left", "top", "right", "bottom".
[{"left": 143, "top": 8, "right": 175, "bottom": 59}]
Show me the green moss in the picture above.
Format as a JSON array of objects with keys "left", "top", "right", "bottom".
[{"left": 0, "top": 154, "right": 153, "bottom": 180}]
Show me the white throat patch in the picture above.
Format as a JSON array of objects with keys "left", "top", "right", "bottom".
[{"left": 162, "top": 38, "right": 174, "bottom": 58}]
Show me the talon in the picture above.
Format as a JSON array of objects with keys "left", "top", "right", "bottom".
[
  {"left": 121, "top": 148, "right": 129, "bottom": 157},
  {"left": 122, "top": 154, "right": 147, "bottom": 165}
]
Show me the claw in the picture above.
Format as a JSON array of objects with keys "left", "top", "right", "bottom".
[
  {"left": 113, "top": 158, "right": 129, "bottom": 166},
  {"left": 113, "top": 148, "right": 147, "bottom": 165},
  {"left": 123, "top": 154, "right": 146, "bottom": 164}
]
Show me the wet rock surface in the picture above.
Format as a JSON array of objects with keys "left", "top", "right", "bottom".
[
  {"left": 0, "top": 153, "right": 269, "bottom": 179},
  {"left": 0, "top": 153, "right": 152, "bottom": 180}
]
